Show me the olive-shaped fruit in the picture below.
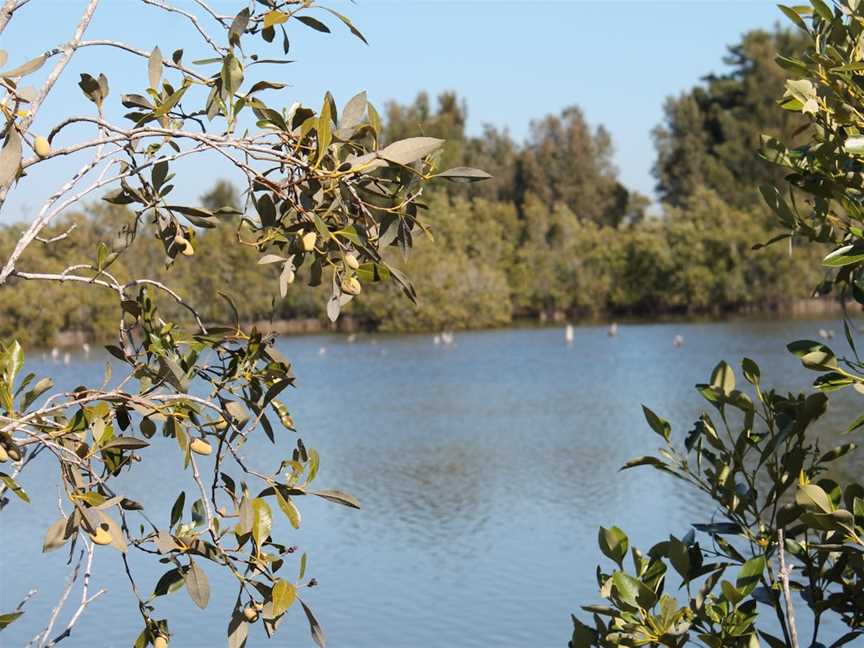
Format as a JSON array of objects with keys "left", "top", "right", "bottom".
[
  {"left": 344, "top": 253, "right": 360, "bottom": 270},
  {"left": 34, "top": 136, "right": 51, "bottom": 158},
  {"left": 190, "top": 438, "right": 212, "bottom": 456},
  {"left": 301, "top": 232, "right": 317, "bottom": 252},
  {"left": 341, "top": 277, "right": 362, "bottom": 296}
]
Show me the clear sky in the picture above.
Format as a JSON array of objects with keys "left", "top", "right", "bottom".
[{"left": 1, "top": 0, "right": 785, "bottom": 221}]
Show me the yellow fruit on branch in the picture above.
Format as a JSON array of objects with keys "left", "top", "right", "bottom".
[
  {"left": 0, "top": 446, "right": 8, "bottom": 462},
  {"left": 34, "top": 136, "right": 51, "bottom": 158},
  {"left": 153, "top": 635, "right": 169, "bottom": 648},
  {"left": 173, "top": 234, "right": 194, "bottom": 256},
  {"left": 341, "top": 276, "right": 362, "bottom": 296},
  {"left": 301, "top": 231, "right": 317, "bottom": 252},
  {"left": 190, "top": 438, "right": 212, "bottom": 456},
  {"left": 243, "top": 606, "right": 259, "bottom": 622},
  {"left": 344, "top": 252, "right": 360, "bottom": 270}
]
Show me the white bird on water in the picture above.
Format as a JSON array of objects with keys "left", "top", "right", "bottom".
[
  {"left": 441, "top": 331, "right": 455, "bottom": 346},
  {"left": 63, "top": 352, "right": 71, "bottom": 365},
  {"left": 346, "top": 333, "right": 357, "bottom": 343},
  {"left": 82, "top": 342, "right": 91, "bottom": 356},
  {"left": 565, "top": 324, "right": 574, "bottom": 345},
  {"left": 674, "top": 334, "right": 684, "bottom": 348},
  {"left": 608, "top": 322, "right": 619, "bottom": 337},
  {"left": 50, "top": 347, "right": 59, "bottom": 363},
  {"left": 318, "top": 347, "right": 327, "bottom": 356},
  {"left": 818, "top": 328, "right": 834, "bottom": 340},
  {"left": 433, "top": 335, "right": 441, "bottom": 345}
]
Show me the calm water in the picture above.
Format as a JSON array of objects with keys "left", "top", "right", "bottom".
[{"left": 2, "top": 319, "right": 862, "bottom": 647}]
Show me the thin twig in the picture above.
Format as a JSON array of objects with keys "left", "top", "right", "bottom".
[{"left": 777, "top": 528, "right": 801, "bottom": 648}]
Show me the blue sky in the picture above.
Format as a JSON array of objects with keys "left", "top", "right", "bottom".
[{"left": 2, "top": 0, "right": 784, "bottom": 221}]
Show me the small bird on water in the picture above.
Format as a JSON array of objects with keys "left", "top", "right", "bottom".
[
  {"left": 608, "top": 322, "right": 619, "bottom": 337},
  {"left": 565, "top": 324, "right": 574, "bottom": 345}
]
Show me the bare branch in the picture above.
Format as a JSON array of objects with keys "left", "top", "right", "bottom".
[
  {"left": 45, "top": 541, "right": 106, "bottom": 647},
  {"left": 777, "top": 528, "right": 800, "bottom": 648},
  {"left": 35, "top": 224, "right": 77, "bottom": 245},
  {"left": 76, "top": 39, "right": 207, "bottom": 81},
  {"left": 141, "top": 0, "right": 224, "bottom": 54},
  {"left": 0, "top": 0, "right": 101, "bottom": 204}
]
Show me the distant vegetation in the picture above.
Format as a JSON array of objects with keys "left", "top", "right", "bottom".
[{"left": 0, "top": 27, "right": 828, "bottom": 346}]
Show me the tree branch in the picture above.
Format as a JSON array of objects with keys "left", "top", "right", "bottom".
[{"left": 777, "top": 528, "right": 800, "bottom": 648}]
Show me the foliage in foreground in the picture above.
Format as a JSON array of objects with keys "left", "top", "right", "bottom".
[
  {"left": 572, "top": 2, "right": 864, "bottom": 646},
  {"left": 0, "top": 1, "right": 484, "bottom": 646}
]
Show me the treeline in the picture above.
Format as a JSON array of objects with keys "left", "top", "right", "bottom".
[{"left": 0, "top": 28, "right": 827, "bottom": 345}]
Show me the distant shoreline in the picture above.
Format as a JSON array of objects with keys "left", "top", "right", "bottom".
[{"left": 43, "top": 298, "right": 848, "bottom": 349}]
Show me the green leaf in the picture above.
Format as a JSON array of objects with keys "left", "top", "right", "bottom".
[
  {"left": 21, "top": 376, "right": 53, "bottom": 410},
  {"left": 299, "top": 599, "right": 326, "bottom": 648},
  {"left": 379, "top": 137, "right": 444, "bottom": 166},
  {"left": 741, "top": 358, "right": 760, "bottom": 385},
  {"left": 721, "top": 579, "right": 744, "bottom": 605},
  {"left": 710, "top": 361, "right": 735, "bottom": 394},
  {"left": 322, "top": 8, "right": 369, "bottom": 44},
  {"left": 184, "top": 559, "right": 210, "bottom": 609},
  {"left": 271, "top": 579, "right": 296, "bottom": 617},
  {"left": 433, "top": 167, "right": 493, "bottom": 183},
  {"left": 641, "top": 405, "right": 670, "bottom": 442},
  {"left": 800, "top": 350, "right": 838, "bottom": 371},
  {"left": 42, "top": 517, "right": 70, "bottom": 552},
  {"left": 811, "top": 0, "right": 833, "bottom": 21},
  {"left": 796, "top": 483, "right": 834, "bottom": 513},
  {"left": 251, "top": 497, "right": 272, "bottom": 548},
  {"left": 0, "top": 472, "right": 29, "bottom": 502},
  {"left": 778, "top": 4, "right": 810, "bottom": 31},
  {"left": 99, "top": 436, "right": 149, "bottom": 451},
  {"left": 667, "top": 536, "right": 691, "bottom": 580},
  {"left": 818, "top": 443, "right": 857, "bottom": 463},
  {"left": 263, "top": 10, "right": 288, "bottom": 29},
  {"left": 339, "top": 90, "right": 367, "bottom": 130},
  {"left": 148, "top": 46, "right": 162, "bottom": 89},
  {"left": 0, "top": 54, "right": 46, "bottom": 79},
  {"left": 296, "top": 15, "right": 330, "bottom": 33},
  {"left": 0, "top": 127, "right": 22, "bottom": 187},
  {"left": 598, "top": 526, "right": 628, "bottom": 567},
  {"left": 275, "top": 487, "right": 301, "bottom": 529},
  {"left": 153, "top": 567, "right": 185, "bottom": 597},
  {"left": 168, "top": 204, "right": 215, "bottom": 228},
  {"left": 611, "top": 571, "right": 657, "bottom": 609},
  {"left": 0, "top": 611, "right": 23, "bottom": 630},
  {"left": 227, "top": 610, "right": 249, "bottom": 648},
  {"left": 620, "top": 456, "right": 667, "bottom": 471},
  {"left": 312, "top": 489, "right": 360, "bottom": 509},
  {"left": 823, "top": 244, "right": 864, "bottom": 267},
  {"left": 316, "top": 97, "right": 333, "bottom": 164},
  {"left": 170, "top": 491, "right": 185, "bottom": 529},
  {"left": 229, "top": 8, "right": 250, "bottom": 46},
  {"left": 736, "top": 555, "right": 766, "bottom": 596}
]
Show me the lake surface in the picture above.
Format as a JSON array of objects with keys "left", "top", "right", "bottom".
[{"left": 2, "top": 318, "right": 863, "bottom": 647}]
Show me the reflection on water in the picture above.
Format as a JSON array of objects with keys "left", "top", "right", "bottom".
[{"left": 1, "top": 318, "right": 863, "bottom": 647}]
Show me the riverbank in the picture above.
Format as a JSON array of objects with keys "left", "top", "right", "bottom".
[{"left": 46, "top": 297, "right": 848, "bottom": 349}]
